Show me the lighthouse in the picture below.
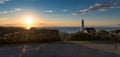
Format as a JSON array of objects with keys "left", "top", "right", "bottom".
[
  {"left": 80, "top": 19, "right": 96, "bottom": 33},
  {"left": 81, "top": 19, "right": 85, "bottom": 31}
]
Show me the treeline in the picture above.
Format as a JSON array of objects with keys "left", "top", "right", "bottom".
[{"left": 0, "top": 27, "right": 120, "bottom": 44}]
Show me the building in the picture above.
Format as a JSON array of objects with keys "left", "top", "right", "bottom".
[
  {"left": 81, "top": 19, "right": 96, "bottom": 33},
  {"left": 83, "top": 28, "right": 96, "bottom": 33}
]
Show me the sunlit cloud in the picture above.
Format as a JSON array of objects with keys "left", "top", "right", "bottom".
[
  {"left": 0, "top": 18, "right": 8, "bottom": 22},
  {"left": 73, "top": 1, "right": 120, "bottom": 15},
  {"left": 45, "top": 10, "right": 53, "bottom": 13},
  {"left": 0, "top": 23, "right": 23, "bottom": 27},
  {"left": 0, "top": 0, "right": 10, "bottom": 4},
  {"left": 0, "top": 18, "right": 8, "bottom": 20}
]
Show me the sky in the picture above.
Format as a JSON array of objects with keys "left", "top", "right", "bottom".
[{"left": 0, "top": 0, "right": 120, "bottom": 27}]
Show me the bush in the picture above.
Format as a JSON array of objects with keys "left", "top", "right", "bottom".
[
  {"left": 66, "top": 30, "right": 118, "bottom": 41},
  {"left": 60, "top": 32, "right": 69, "bottom": 41},
  {"left": 0, "top": 27, "right": 61, "bottom": 44}
]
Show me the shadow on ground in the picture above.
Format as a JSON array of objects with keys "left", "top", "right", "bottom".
[{"left": 0, "top": 43, "right": 120, "bottom": 57}]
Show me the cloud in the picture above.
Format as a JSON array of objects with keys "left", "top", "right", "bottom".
[
  {"left": 0, "top": 8, "right": 22, "bottom": 14},
  {"left": 73, "top": 1, "right": 120, "bottom": 15},
  {"left": 0, "top": 0, "right": 10, "bottom": 4},
  {"left": 45, "top": 10, "right": 53, "bottom": 13},
  {"left": 62, "top": 9, "right": 68, "bottom": 12},
  {"left": 3, "top": 11, "right": 8, "bottom": 14},
  {"left": 110, "top": 6, "right": 120, "bottom": 9},
  {"left": 9, "top": 10, "right": 14, "bottom": 13},
  {"left": 0, "top": 18, "right": 8, "bottom": 20},
  {"left": 14, "top": 8, "right": 21, "bottom": 11}
]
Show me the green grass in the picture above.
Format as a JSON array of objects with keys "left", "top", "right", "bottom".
[{"left": 65, "top": 40, "right": 120, "bottom": 44}]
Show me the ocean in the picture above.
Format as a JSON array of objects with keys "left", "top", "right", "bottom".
[{"left": 38, "top": 27, "right": 120, "bottom": 33}]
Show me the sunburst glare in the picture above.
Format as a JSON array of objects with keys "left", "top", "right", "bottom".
[{"left": 25, "top": 17, "right": 33, "bottom": 29}]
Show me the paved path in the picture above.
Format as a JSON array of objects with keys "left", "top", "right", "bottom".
[{"left": 0, "top": 43, "right": 120, "bottom": 57}]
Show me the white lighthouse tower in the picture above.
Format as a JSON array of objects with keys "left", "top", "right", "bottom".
[{"left": 81, "top": 19, "right": 85, "bottom": 31}]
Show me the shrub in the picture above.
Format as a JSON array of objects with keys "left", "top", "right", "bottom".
[{"left": 0, "top": 27, "right": 61, "bottom": 44}]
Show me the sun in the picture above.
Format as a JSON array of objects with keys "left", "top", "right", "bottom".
[
  {"left": 25, "top": 18, "right": 32, "bottom": 25},
  {"left": 25, "top": 17, "right": 33, "bottom": 29}
]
